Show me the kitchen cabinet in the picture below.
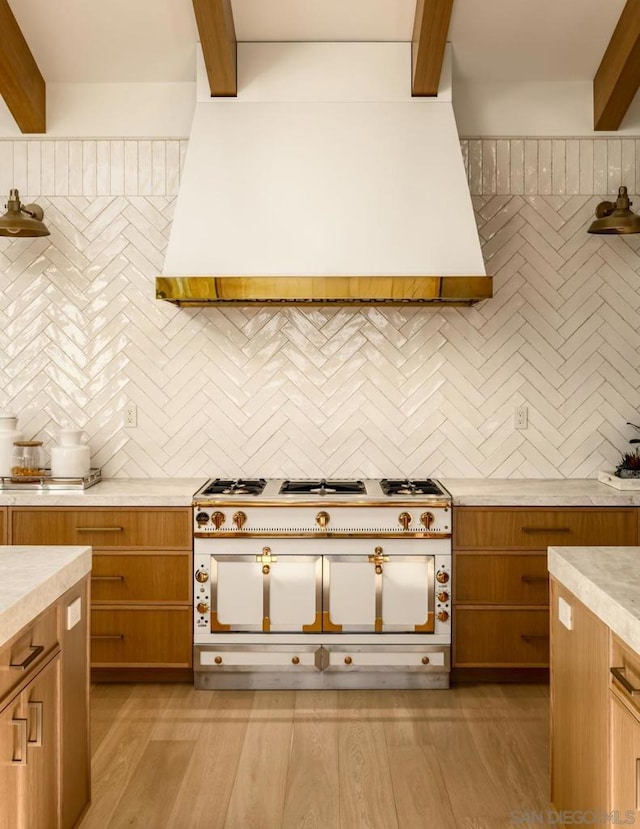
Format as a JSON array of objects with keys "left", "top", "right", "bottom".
[
  {"left": 0, "top": 653, "right": 61, "bottom": 829},
  {"left": 610, "top": 633, "right": 640, "bottom": 821},
  {"left": 453, "top": 506, "right": 637, "bottom": 677},
  {"left": 9, "top": 507, "right": 192, "bottom": 679},
  {"left": 550, "top": 578, "right": 609, "bottom": 823},
  {"left": 0, "top": 508, "right": 6, "bottom": 544}
]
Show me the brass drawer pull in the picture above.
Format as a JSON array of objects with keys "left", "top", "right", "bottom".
[
  {"left": 27, "top": 701, "right": 43, "bottom": 747},
  {"left": 520, "top": 634, "right": 549, "bottom": 643},
  {"left": 520, "top": 575, "right": 548, "bottom": 584},
  {"left": 76, "top": 526, "right": 123, "bottom": 533},
  {"left": 521, "top": 526, "right": 571, "bottom": 534},
  {"left": 91, "top": 575, "right": 125, "bottom": 581},
  {"left": 10, "top": 644, "right": 44, "bottom": 670},
  {"left": 611, "top": 666, "right": 640, "bottom": 696},
  {"left": 91, "top": 634, "right": 124, "bottom": 641}
]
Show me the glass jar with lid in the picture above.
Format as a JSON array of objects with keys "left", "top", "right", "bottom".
[{"left": 11, "top": 441, "right": 46, "bottom": 478}]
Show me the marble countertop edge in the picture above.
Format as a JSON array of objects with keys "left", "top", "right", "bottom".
[{"left": 548, "top": 546, "right": 640, "bottom": 656}]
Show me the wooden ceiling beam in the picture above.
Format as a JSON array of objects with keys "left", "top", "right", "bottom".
[
  {"left": 0, "top": 0, "right": 45, "bottom": 133},
  {"left": 412, "top": 0, "right": 454, "bottom": 96},
  {"left": 594, "top": 0, "right": 640, "bottom": 131},
  {"left": 192, "top": 0, "right": 237, "bottom": 97}
]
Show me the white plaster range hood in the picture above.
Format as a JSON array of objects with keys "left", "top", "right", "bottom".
[{"left": 157, "top": 42, "right": 491, "bottom": 307}]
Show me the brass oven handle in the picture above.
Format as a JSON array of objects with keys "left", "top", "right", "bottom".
[
  {"left": 521, "top": 526, "right": 571, "bottom": 534},
  {"left": 76, "top": 527, "right": 123, "bottom": 533},
  {"left": 10, "top": 644, "right": 44, "bottom": 670},
  {"left": 611, "top": 666, "right": 640, "bottom": 696},
  {"left": 520, "top": 575, "right": 548, "bottom": 584},
  {"left": 91, "top": 575, "right": 125, "bottom": 581},
  {"left": 12, "top": 719, "right": 27, "bottom": 765}
]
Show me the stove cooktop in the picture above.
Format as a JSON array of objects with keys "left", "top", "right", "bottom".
[{"left": 193, "top": 478, "right": 451, "bottom": 502}]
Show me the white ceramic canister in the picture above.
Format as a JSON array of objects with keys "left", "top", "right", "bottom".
[
  {"left": 50, "top": 429, "right": 91, "bottom": 478},
  {"left": 0, "top": 413, "right": 22, "bottom": 477}
]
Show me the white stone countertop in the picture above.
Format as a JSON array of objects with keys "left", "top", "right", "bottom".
[
  {"left": 0, "top": 546, "right": 91, "bottom": 646},
  {"left": 548, "top": 546, "right": 640, "bottom": 655},
  {"left": 442, "top": 478, "right": 640, "bottom": 506},
  {"left": 0, "top": 478, "right": 207, "bottom": 507}
]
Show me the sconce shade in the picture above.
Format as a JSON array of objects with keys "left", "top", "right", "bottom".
[
  {"left": 588, "top": 186, "right": 640, "bottom": 234},
  {"left": 0, "top": 189, "right": 50, "bottom": 237}
]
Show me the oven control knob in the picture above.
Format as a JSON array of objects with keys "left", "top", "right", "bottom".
[
  {"left": 195, "top": 569, "right": 209, "bottom": 583},
  {"left": 316, "top": 511, "right": 330, "bottom": 529},
  {"left": 436, "top": 570, "right": 449, "bottom": 584},
  {"left": 398, "top": 512, "right": 412, "bottom": 531},
  {"left": 437, "top": 610, "right": 450, "bottom": 622},
  {"left": 420, "top": 511, "right": 435, "bottom": 530},
  {"left": 196, "top": 601, "right": 209, "bottom": 614},
  {"left": 437, "top": 591, "right": 449, "bottom": 603},
  {"left": 211, "top": 511, "right": 225, "bottom": 530},
  {"left": 233, "top": 511, "right": 247, "bottom": 530},
  {"left": 195, "top": 511, "right": 209, "bottom": 526}
]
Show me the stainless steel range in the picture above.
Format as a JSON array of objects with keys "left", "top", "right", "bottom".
[{"left": 192, "top": 478, "right": 452, "bottom": 690}]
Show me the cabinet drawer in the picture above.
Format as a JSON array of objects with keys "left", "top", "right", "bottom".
[
  {"left": 90, "top": 608, "right": 191, "bottom": 667},
  {"left": 455, "top": 553, "right": 549, "bottom": 605},
  {"left": 454, "top": 608, "right": 549, "bottom": 666},
  {"left": 0, "top": 605, "right": 59, "bottom": 704},
  {"left": 91, "top": 553, "right": 191, "bottom": 604},
  {"left": 454, "top": 507, "right": 637, "bottom": 550},
  {"left": 10, "top": 508, "right": 191, "bottom": 549}
]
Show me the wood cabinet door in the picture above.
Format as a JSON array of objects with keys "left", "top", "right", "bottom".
[
  {"left": 610, "top": 690, "right": 640, "bottom": 820},
  {"left": 22, "top": 653, "right": 60, "bottom": 829},
  {"left": 0, "top": 692, "right": 23, "bottom": 829},
  {"left": 550, "top": 579, "right": 609, "bottom": 823}
]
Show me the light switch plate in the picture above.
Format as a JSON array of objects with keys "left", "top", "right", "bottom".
[
  {"left": 558, "top": 596, "right": 573, "bottom": 630},
  {"left": 66, "top": 596, "right": 82, "bottom": 630}
]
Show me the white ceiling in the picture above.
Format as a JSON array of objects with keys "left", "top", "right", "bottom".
[{"left": 7, "top": 0, "right": 627, "bottom": 85}]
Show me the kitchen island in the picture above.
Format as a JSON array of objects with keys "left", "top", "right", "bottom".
[
  {"left": 0, "top": 545, "right": 91, "bottom": 829},
  {"left": 548, "top": 546, "right": 640, "bottom": 825}
]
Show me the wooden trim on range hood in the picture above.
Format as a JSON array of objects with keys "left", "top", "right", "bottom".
[{"left": 156, "top": 276, "right": 493, "bottom": 307}]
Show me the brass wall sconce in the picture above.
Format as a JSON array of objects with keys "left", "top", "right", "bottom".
[
  {"left": 0, "top": 188, "right": 50, "bottom": 237},
  {"left": 588, "top": 185, "right": 640, "bottom": 234}
]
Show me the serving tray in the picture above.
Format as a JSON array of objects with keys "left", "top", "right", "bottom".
[
  {"left": 597, "top": 470, "right": 640, "bottom": 490},
  {"left": 0, "top": 468, "right": 102, "bottom": 491}
]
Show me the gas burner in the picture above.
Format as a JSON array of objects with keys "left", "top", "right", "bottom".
[
  {"left": 200, "top": 478, "right": 266, "bottom": 496},
  {"left": 280, "top": 479, "right": 366, "bottom": 496},
  {"left": 380, "top": 479, "right": 445, "bottom": 496}
]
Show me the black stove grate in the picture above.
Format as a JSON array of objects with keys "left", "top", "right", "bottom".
[
  {"left": 280, "top": 479, "right": 366, "bottom": 495},
  {"left": 380, "top": 478, "right": 444, "bottom": 496},
  {"left": 200, "top": 478, "right": 267, "bottom": 496}
]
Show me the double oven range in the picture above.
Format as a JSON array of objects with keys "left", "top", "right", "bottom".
[{"left": 192, "top": 478, "right": 452, "bottom": 689}]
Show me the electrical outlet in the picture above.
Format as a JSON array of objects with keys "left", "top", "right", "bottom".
[
  {"left": 514, "top": 406, "right": 528, "bottom": 430},
  {"left": 125, "top": 404, "right": 137, "bottom": 428}
]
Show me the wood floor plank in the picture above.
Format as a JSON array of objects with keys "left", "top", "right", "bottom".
[
  {"left": 282, "top": 690, "right": 340, "bottom": 829},
  {"left": 223, "top": 690, "right": 296, "bottom": 829},
  {"left": 338, "top": 690, "right": 399, "bottom": 829},
  {"left": 88, "top": 683, "right": 135, "bottom": 755},
  {"left": 105, "top": 739, "right": 193, "bottom": 828},
  {"left": 387, "top": 745, "right": 458, "bottom": 829},
  {"left": 79, "top": 687, "right": 172, "bottom": 828},
  {"left": 166, "top": 690, "right": 255, "bottom": 829}
]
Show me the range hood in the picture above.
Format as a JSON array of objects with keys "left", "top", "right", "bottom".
[{"left": 158, "top": 42, "right": 491, "bottom": 307}]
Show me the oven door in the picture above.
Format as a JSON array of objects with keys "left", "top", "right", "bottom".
[
  {"left": 209, "top": 551, "right": 322, "bottom": 633},
  {"left": 323, "top": 553, "right": 435, "bottom": 633}
]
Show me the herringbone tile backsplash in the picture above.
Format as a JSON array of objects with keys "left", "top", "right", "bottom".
[{"left": 0, "top": 138, "right": 639, "bottom": 478}]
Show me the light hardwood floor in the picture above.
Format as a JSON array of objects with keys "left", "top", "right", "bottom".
[{"left": 79, "top": 683, "right": 553, "bottom": 829}]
